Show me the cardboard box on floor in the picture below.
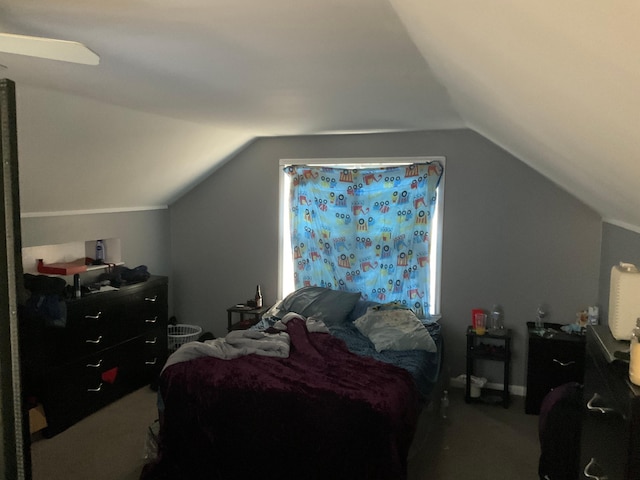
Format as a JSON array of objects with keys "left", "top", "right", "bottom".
[{"left": 29, "top": 404, "right": 47, "bottom": 434}]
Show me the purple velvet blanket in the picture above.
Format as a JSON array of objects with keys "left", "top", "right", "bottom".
[{"left": 143, "top": 317, "right": 420, "bottom": 480}]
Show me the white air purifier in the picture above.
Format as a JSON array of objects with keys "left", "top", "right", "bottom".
[{"left": 609, "top": 262, "right": 640, "bottom": 340}]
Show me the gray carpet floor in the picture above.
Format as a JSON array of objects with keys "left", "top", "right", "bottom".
[
  {"left": 30, "top": 386, "right": 539, "bottom": 479},
  {"left": 408, "top": 388, "right": 540, "bottom": 479},
  {"left": 30, "top": 386, "right": 158, "bottom": 480}
]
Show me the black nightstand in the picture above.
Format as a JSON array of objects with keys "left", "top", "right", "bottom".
[
  {"left": 525, "top": 322, "right": 586, "bottom": 414},
  {"left": 227, "top": 304, "right": 270, "bottom": 331}
]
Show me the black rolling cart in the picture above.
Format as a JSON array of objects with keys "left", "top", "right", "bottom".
[{"left": 465, "top": 326, "right": 512, "bottom": 408}]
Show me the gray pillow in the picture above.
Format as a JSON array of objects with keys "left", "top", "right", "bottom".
[
  {"left": 267, "top": 286, "right": 362, "bottom": 326},
  {"left": 354, "top": 306, "right": 437, "bottom": 352},
  {"left": 347, "top": 300, "right": 382, "bottom": 322}
]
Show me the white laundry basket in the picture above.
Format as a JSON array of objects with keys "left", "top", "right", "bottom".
[{"left": 168, "top": 324, "right": 202, "bottom": 351}]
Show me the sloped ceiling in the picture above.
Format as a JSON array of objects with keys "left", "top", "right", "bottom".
[
  {"left": 1, "top": 1, "right": 638, "bottom": 229},
  {"left": 391, "top": 0, "right": 640, "bottom": 231}
]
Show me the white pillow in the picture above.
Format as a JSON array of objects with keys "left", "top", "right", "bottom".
[{"left": 354, "top": 307, "right": 437, "bottom": 353}]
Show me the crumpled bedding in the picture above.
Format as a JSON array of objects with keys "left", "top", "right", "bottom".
[
  {"left": 162, "top": 329, "right": 291, "bottom": 371},
  {"left": 254, "top": 310, "right": 442, "bottom": 401},
  {"left": 330, "top": 319, "right": 442, "bottom": 400},
  {"left": 162, "top": 312, "right": 330, "bottom": 371},
  {"left": 143, "top": 317, "right": 420, "bottom": 480}
]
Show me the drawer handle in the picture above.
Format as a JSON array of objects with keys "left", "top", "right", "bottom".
[
  {"left": 583, "top": 457, "right": 606, "bottom": 479},
  {"left": 586, "top": 393, "right": 616, "bottom": 414},
  {"left": 87, "top": 383, "right": 103, "bottom": 393},
  {"left": 145, "top": 337, "right": 158, "bottom": 344},
  {"left": 145, "top": 295, "right": 158, "bottom": 303},
  {"left": 145, "top": 316, "right": 158, "bottom": 324},
  {"left": 145, "top": 358, "right": 158, "bottom": 365},
  {"left": 552, "top": 358, "right": 576, "bottom": 367},
  {"left": 86, "top": 359, "right": 103, "bottom": 368},
  {"left": 85, "top": 312, "right": 102, "bottom": 320},
  {"left": 85, "top": 335, "right": 103, "bottom": 344}
]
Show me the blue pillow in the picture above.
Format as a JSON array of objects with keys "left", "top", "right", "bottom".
[
  {"left": 267, "top": 286, "right": 362, "bottom": 327},
  {"left": 347, "top": 300, "right": 382, "bottom": 322}
]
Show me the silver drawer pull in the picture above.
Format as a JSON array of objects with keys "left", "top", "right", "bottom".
[
  {"left": 86, "top": 359, "right": 103, "bottom": 368},
  {"left": 145, "top": 316, "right": 158, "bottom": 324},
  {"left": 85, "top": 335, "right": 103, "bottom": 344},
  {"left": 85, "top": 311, "right": 102, "bottom": 320},
  {"left": 145, "top": 337, "right": 158, "bottom": 344},
  {"left": 145, "top": 358, "right": 158, "bottom": 365},
  {"left": 144, "top": 295, "right": 158, "bottom": 303},
  {"left": 552, "top": 358, "right": 576, "bottom": 367},
  {"left": 583, "top": 457, "right": 606, "bottom": 479},
  {"left": 586, "top": 393, "right": 616, "bottom": 414},
  {"left": 87, "top": 383, "right": 103, "bottom": 392}
]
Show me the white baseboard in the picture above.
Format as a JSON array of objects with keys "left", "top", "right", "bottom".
[{"left": 449, "top": 377, "right": 526, "bottom": 397}]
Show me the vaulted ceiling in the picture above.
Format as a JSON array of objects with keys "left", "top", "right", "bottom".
[{"left": 1, "top": 1, "right": 638, "bottom": 229}]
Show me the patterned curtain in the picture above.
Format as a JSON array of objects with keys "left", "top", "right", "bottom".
[{"left": 285, "top": 162, "right": 443, "bottom": 318}]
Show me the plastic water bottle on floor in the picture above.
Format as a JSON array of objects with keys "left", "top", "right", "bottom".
[{"left": 441, "top": 390, "right": 450, "bottom": 419}]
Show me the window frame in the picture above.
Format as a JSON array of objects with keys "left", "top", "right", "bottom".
[{"left": 278, "top": 156, "right": 445, "bottom": 317}]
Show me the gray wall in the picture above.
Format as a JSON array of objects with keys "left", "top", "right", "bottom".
[
  {"left": 599, "top": 222, "right": 640, "bottom": 322},
  {"left": 21, "top": 209, "right": 172, "bottom": 282},
  {"left": 170, "top": 129, "right": 602, "bottom": 389}
]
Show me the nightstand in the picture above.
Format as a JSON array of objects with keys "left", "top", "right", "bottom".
[
  {"left": 227, "top": 304, "right": 270, "bottom": 331},
  {"left": 525, "top": 322, "right": 585, "bottom": 414}
]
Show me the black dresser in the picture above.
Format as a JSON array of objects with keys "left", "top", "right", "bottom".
[
  {"left": 580, "top": 324, "right": 640, "bottom": 480},
  {"left": 525, "top": 322, "right": 586, "bottom": 414},
  {"left": 22, "top": 275, "right": 168, "bottom": 437}
]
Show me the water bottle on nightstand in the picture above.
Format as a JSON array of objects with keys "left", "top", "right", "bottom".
[{"left": 255, "top": 285, "right": 263, "bottom": 308}]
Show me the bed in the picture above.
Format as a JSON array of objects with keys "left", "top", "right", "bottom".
[{"left": 141, "top": 287, "right": 445, "bottom": 480}]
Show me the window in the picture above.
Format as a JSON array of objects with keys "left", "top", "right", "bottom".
[{"left": 279, "top": 157, "right": 445, "bottom": 317}]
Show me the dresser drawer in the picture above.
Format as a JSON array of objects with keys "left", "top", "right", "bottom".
[
  {"left": 41, "top": 332, "right": 167, "bottom": 437},
  {"left": 40, "top": 343, "right": 131, "bottom": 436},
  {"left": 121, "top": 283, "right": 168, "bottom": 338},
  {"left": 47, "top": 278, "right": 168, "bottom": 362},
  {"left": 125, "top": 331, "right": 168, "bottom": 386},
  {"left": 53, "top": 299, "right": 126, "bottom": 360},
  {"left": 537, "top": 339, "right": 584, "bottom": 382},
  {"left": 525, "top": 325, "right": 586, "bottom": 414}
]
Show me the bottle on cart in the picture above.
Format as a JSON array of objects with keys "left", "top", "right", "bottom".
[
  {"left": 255, "top": 285, "right": 263, "bottom": 308},
  {"left": 629, "top": 318, "right": 640, "bottom": 386}
]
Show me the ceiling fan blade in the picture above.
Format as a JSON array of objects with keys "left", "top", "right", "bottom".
[{"left": 0, "top": 33, "right": 99, "bottom": 65}]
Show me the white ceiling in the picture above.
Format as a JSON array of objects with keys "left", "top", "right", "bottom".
[{"left": 1, "top": 0, "right": 639, "bottom": 229}]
